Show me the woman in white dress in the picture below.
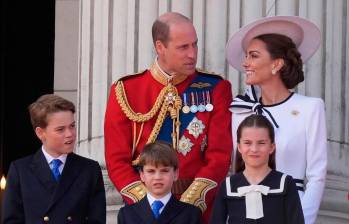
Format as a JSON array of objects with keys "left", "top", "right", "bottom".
[{"left": 226, "top": 16, "right": 327, "bottom": 224}]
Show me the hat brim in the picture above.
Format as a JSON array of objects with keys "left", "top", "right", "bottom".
[{"left": 226, "top": 16, "right": 321, "bottom": 72}]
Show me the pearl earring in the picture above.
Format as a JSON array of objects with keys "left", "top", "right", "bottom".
[{"left": 271, "top": 69, "right": 276, "bottom": 75}]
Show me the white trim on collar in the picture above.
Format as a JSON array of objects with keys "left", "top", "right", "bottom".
[{"left": 226, "top": 173, "right": 287, "bottom": 196}]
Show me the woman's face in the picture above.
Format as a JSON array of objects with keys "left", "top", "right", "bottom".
[
  {"left": 242, "top": 39, "right": 276, "bottom": 85},
  {"left": 238, "top": 127, "right": 275, "bottom": 170}
]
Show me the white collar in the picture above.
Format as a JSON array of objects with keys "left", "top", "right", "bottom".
[
  {"left": 147, "top": 192, "right": 172, "bottom": 208},
  {"left": 225, "top": 173, "right": 287, "bottom": 220},
  {"left": 41, "top": 146, "right": 68, "bottom": 165}
]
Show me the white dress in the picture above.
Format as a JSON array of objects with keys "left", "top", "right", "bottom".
[{"left": 230, "top": 86, "right": 327, "bottom": 224}]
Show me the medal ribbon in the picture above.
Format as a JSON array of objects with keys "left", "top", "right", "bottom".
[{"left": 157, "top": 73, "right": 221, "bottom": 143}]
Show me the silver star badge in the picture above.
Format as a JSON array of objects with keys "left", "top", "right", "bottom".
[
  {"left": 178, "top": 136, "right": 194, "bottom": 156},
  {"left": 187, "top": 117, "right": 205, "bottom": 139}
]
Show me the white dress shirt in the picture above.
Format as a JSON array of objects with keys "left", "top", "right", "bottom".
[
  {"left": 147, "top": 192, "right": 172, "bottom": 214},
  {"left": 42, "top": 146, "right": 68, "bottom": 174}
]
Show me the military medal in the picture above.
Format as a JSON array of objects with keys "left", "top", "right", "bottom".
[
  {"left": 197, "top": 92, "right": 206, "bottom": 112},
  {"left": 182, "top": 93, "right": 190, "bottom": 114},
  {"left": 182, "top": 106, "right": 190, "bottom": 114},
  {"left": 190, "top": 92, "right": 198, "bottom": 113},
  {"left": 205, "top": 90, "right": 214, "bottom": 111}
]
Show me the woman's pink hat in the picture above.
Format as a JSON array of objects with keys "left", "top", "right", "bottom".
[{"left": 226, "top": 16, "right": 321, "bottom": 72}]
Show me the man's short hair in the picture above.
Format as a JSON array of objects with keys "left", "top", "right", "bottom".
[
  {"left": 138, "top": 141, "right": 178, "bottom": 171},
  {"left": 28, "top": 94, "right": 75, "bottom": 129},
  {"left": 151, "top": 12, "right": 191, "bottom": 46}
]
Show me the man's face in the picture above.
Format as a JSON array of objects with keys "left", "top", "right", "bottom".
[
  {"left": 156, "top": 22, "right": 198, "bottom": 76},
  {"left": 140, "top": 164, "right": 178, "bottom": 199},
  {"left": 35, "top": 111, "right": 76, "bottom": 157}
]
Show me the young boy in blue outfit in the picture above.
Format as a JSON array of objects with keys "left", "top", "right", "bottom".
[
  {"left": 2, "top": 94, "right": 106, "bottom": 224},
  {"left": 117, "top": 141, "right": 202, "bottom": 224}
]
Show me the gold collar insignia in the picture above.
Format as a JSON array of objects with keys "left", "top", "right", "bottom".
[{"left": 150, "top": 62, "right": 188, "bottom": 86}]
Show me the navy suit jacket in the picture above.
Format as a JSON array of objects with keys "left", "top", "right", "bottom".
[
  {"left": 2, "top": 150, "right": 106, "bottom": 224},
  {"left": 117, "top": 195, "right": 202, "bottom": 224}
]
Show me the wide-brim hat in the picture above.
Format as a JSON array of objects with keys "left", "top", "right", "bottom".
[{"left": 226, "top": 16, "right": 321, "bottom": 72}]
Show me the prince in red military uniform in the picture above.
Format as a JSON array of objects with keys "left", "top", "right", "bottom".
[{"left": 104, "top": 12, "right": 233, "bottom": 223}]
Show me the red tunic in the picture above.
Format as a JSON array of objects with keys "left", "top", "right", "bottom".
[{"left": 104, "top": 69, "right": 233, "bottom": 222}]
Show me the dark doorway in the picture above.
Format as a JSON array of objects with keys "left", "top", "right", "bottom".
[{"left": 0, "top": 1, "right": 56, "bottom": 177}]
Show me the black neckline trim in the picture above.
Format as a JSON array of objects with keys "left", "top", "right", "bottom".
[{"left": 260, "top": 92, "right": 294, "bottom": 107}]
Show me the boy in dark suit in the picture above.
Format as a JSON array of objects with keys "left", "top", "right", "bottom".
[
  {"left": 117, "top": 141, "right": 202, "bottom": 224},
  {"left": 2, "top": 94, "right": 106, "bottom": 224}
]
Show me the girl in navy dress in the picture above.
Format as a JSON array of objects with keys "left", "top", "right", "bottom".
[{"left": 210, "top": 114, "right": 304, "bottom": 224}]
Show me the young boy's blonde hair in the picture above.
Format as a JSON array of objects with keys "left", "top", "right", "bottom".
[
  {"left": 28, "top": 94, "right": 75, "bottom": 129},
  {"left": 138, "top": 141, "right": 178, "bottom": 171}
]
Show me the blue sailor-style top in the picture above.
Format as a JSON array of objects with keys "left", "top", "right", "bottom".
[{"left": 210, "top": 170, "right": 304, "bottom": 224}]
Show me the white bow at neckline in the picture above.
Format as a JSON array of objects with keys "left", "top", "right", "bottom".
[{"left": 237, "top": 184, "right": 270, "bottom": 220}]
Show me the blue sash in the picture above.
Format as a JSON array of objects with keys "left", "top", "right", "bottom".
[{"left": 157, "top": 73, "right": 221, "bottom": 144}]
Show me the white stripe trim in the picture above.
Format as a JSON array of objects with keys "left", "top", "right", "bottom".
[
  {"left": 296, "top": 182, "right": 304, "bottom": 187},
  {"left": 269, "top": 174, "right": 287, "bottom": 193},
  {"left": 226, "top": 176, "right": 240, "bottom": 196},
  {"left": 225, "top": 174, "right": 288, "bottom": 196},
  {"left": 232, "top": 101, "right": 253, "bottom": 106}
]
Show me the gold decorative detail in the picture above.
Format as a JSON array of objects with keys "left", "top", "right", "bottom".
[
  {"left": 115, "top": 77, "right": 182, "bottom": 164},
  {"left": 150, "top": 62, "right": 188, "bottom": 86},
  {"left": 132, "top": 122, "right": 144, "bottom": 158},
  {"left": 180, "top": 178, "right": 217, "bottom": 212},
  {"left": 291, "top": 110, "right": 299, "bottom": 116},
  {"left": 116, "top": 81, "right": 167, "bottom": 123},
  {"left": 190, "top": 82, "right": 212, "bottom": 88},
  {"left": 120, "top": 181, "right": 147, "bottom": 203}
]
